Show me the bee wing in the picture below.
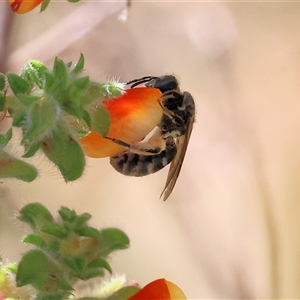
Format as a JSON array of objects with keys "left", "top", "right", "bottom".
[{"left": 160, "top": 115, "right": 195, "bottom": 201}]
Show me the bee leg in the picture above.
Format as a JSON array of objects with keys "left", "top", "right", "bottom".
[
  {"left": 158, "top": 99, "right": 185, "bottom": 126},
  {"left": 104, "top": 136, "right": 131, "bottom": 148},
  {"left": 105, "top": 134, "right": 166, "bottom": 156},
  {"left": 158, "top": 100, "right": 174, "bottom": 119},
  {"left": 130, "top": 135, "right": 166, "bottom": 155}
]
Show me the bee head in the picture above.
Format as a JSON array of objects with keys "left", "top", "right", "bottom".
[{"left": 145, "top": 75, "right": 179, "bottom": 93}]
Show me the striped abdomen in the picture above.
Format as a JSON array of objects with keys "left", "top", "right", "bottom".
[{"left": 110, "top": 137, "right": 177, "bottom": 177}]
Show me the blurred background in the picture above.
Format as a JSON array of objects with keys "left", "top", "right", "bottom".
[{"left": 1, "top": 1, "right": 300, "bottom": 298}]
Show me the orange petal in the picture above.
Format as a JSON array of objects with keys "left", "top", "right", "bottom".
[
  {"left": 80, "top": 87, "right": 163, "bottom": 158},
  {"left": 8, "top": 0, "right": 42, "bottom": 13},
  {"left": 79, "top": 131, "right": 125, "bottom": 158},
  {"left": 129, "top": 278, "right": 187, "bottom": 300},
  {"left": 165, "top": 280, "right": 187, "bottom": 300}
]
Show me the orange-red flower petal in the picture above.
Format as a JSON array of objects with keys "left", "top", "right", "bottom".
[
  {"left": 8, "top": 0, "right": 42, "bottom": 13},
  {"left": 80, "top": 87, "right": 163, "bottom": 158},
  {"left": 129, "top": 278, "right": 187, "bottom": 300}
]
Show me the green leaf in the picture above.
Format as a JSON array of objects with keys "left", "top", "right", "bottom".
[
  {"left": 79, "top": 268, "right": 105, "bottom": 280},
  {"left": 44, "top": 71, "right": 55, "bottom": 93},
  {"left": 66, "top": 62, "right": 72, "bottom": 68},
  {"left": 76, "top": 226, "right": 100, "bottom": 238},
  {"left": 82, "top": 109, "right": 92, "bottom": 129},
  {"left": 11, "top": 109, "right": 26, "bottom": 127},
  {"left": 64, "top": 256, "right": 85, "bottom": 274},
  {"left": 22, "top": 97, "right": 57, "bottom": 143},
  {"left": 52, "top": 57, "right": 68, "bottom": 95},
  {"left": 16, "top": 249, "right": 57, "bottom": 288},
  {"left": 0, "top": 128, "right": 12, "bottom": 147},
  {"left": 20, "top": 60, "right": 47, "bottom": 89},
  {"left": 85, "top": 82, "right": 105, "bottom": 102},
  {"left": 56, "top": 276, "right": 74, "bottom": 292},
  {"left": 0, "top": 150, "right": 38, "bottom": 182},
  {"left": 78, "top": 298, "right": 104, "bottom": 300},
  {"left": 74, "top": 76, "right": 89, "bottom": 90},
  {"left": 58, "top": 206, "right": 75, "bottom": 222},
  {"left": 74, "top": 213, "right": 91, "bottom": 229},
  {"left": 5, "top": 94, "right": 27, "bottom": 127},
  {"left": 40, "top": 0, "right": 51, "bottom": 12},
  {"left": 41, "top": 125, "right": 85, "bottom": 181},
  {"left": 107, "top": 286, "right": 140, "bottom": 300},
  {"left": 18, "top": 203, "right": 54, "bottom": 229},
  {"left": 17, "top": 94, "right": 40, "bottom": 106},
  {"left": 72, "top": 53, "right": 85, "bottom": 74},
  {"left": 7, "top": 73, "right": 30, "bottom": 95},
  {"left": 98, "top": 228, "right": 130, "bottom": 256},
  {"left": 36, "top": 294, "right": 64, "bottom": 300},
  {"left": 90, "top": 105, "right": 110, "bottom": 136},
  {"left": 0, "top": 92, "right": 4, "bottom": 111},
  {"left": 23, "top": 141, "right": 41, "bottom": 158},
  {"left": 41, "top": 223, "right": 67, "bottom": 238},
  {"left": 0, "top": 73, "right": 5, "bottom": 91},
  {"left": 87, "top": 258, "right": 112, "bottom": 274},
  {"left": 61, "top": 99, "right": 82, "bottom": 119},
  {"left": 17, "top": 249, "right": 73, "bottom": 293},
  {"left": 0, "top": 268, "right": 6, "bottom": 287},
  {"left": 67, "top": 76, "right": 90, "bottom": 102},
  {"left": 23, "top": 233, "right": 46, "bottom": 248},
  {"left": 5, "top": 263, "right": 18, "bottom": 274},
  {"left": 63, "top": 79, "right": 96, "bottom": 119}
]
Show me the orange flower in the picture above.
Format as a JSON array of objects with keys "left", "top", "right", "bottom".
[
  {"left": 80, "top": 87, "right": 163, "bottom": 158},
  {"left": 8, "top": 0, "right": 42, "bottom": 14},
  {"left": 129, "top": 278, "right": 187, "bottom": 300}
]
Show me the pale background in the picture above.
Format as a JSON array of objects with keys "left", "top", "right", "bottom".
[{"left": 1, "top": 1, "right": 300, "bottom": 299}]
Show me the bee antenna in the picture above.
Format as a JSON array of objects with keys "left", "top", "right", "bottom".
[{"left": 126, "top": 76, "right": 158, "bottom": 88}]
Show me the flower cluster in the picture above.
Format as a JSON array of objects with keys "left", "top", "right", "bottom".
[
  {"left": 0, "top": 55, "right": 123, "bottom": 182},
  {"left": 0, "top": 204, "right": 186, "bottom": 300}
]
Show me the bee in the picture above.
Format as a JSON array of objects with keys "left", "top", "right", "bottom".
[{"left": 106, "top": 75, "right": 195, "bottom": 201}]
